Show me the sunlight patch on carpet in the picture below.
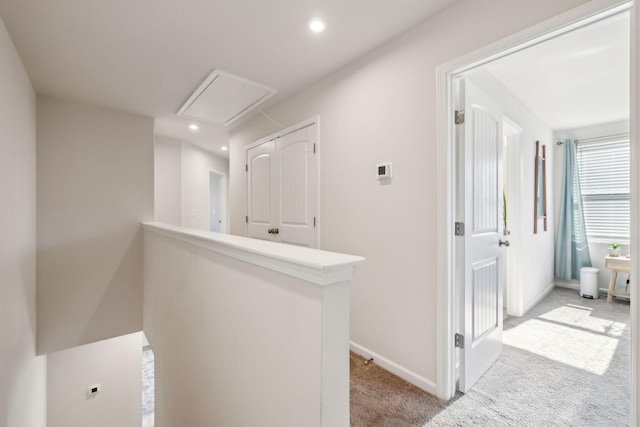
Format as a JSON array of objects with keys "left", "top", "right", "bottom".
[
  {"left": 503, "top": 318, "right": 619, "bottom": 375},
  {"left": 538, "top": 305, "right": 627, "bottom": 337}
]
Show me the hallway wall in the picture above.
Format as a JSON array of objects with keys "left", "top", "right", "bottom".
[
  {"left": 0, "top": 15, "right": 47, "bottom": 427},
  {"left": 47, "top": 333, "right": 143, "bottom": 427},
  {"left": 37, "top": 97, "right": 154, "bottom": 354},
  {"left": 229, "top": 0, "right": 590, "bottom": 392},
  {"left": 154, "top": 136, "right": 229, "bottom": 231},
  {"left": 181, "top": 141, "right": 229, "bottom": 231},
  {"left": 154, "top": 136, "right": 182, "bottom": 225}
]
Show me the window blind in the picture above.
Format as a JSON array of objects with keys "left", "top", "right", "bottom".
[{"left": 576, "top": 135, "right": 630, "bottom": 241}]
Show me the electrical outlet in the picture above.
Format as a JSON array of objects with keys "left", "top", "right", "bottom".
[
  {"left": 87, "top": 383, "right": 102, "bottom": 398},
  {"left": 376, "top": 162, "right": 392, "bottom": 180}
]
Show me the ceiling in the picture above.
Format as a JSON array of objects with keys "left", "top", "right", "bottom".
[
  {"left": 0, "top": 2, "right": 630, "bottom": 153},
  {"left": 484, "top": 11, "right": 629, "bottom": 131},
  {"left": 0, "top": 0, "right": 462, "bottom": 157}
]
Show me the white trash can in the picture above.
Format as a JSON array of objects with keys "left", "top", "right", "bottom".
[{"left": 580, "top": 267, "right": 600, "bottom": 299}]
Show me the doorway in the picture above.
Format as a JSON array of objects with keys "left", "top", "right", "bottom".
[
  {"left": 436, "top": 0, "right": 636, "bottom": 415},
  {"left": 209, "top": 170, "right": 227, "bottom": 233}
]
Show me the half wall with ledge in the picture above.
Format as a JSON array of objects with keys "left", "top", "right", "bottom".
[{"left": 142, "top": 222, "right": 364, "bottom": 427}]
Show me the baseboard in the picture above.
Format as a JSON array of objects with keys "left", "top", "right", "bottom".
[
  {"left": 521, "top": 282, "right": 555, "bottom": 315},
  {"left": 554, "top": 281, "right": 609, "bottom": 298},
  {"left": 554, "top": 280, "right": 579, "bottom": 291},
  {"left": 349, "top": 341, "right": 437, "bottom": 396}
]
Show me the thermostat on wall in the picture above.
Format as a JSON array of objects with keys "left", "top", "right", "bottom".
[{"left": 377, "top": 162, "right": 392, "bottom": 180}]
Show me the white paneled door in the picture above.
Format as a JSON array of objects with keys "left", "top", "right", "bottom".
[
  {"left": 458, "top": 80, "right": 504, "bottom": 393},
  {"left": 247, "top": 122, "right": 319, "bottom": 248},
  {"left": 247, "top": 139, "right": 275, "bottom": 240}
]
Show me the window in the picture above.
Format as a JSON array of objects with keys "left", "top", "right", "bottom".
[{"left": 576, "top": 135, "right": 630, "bottom": 241}]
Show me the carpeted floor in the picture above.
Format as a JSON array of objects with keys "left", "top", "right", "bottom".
[
  {"left": 142, "top": 346, "right": 155, "bottom": 427},
  {"left": 350, "top": 287, "right": 631, "bottom": 426}
]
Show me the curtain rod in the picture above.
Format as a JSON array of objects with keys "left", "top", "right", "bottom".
[{"left": 556, "top": 132, "right": 630, "bottom": 145}]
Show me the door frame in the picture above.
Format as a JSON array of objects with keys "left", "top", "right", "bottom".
[
  {"left": 502, "top": 116, "right": 523, "bottom": 317},
  {"left": 435, "top": 0, "right": 636, "bottom": 421}
]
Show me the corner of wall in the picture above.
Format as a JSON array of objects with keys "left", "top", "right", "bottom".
[
  {"left": 0, "top": 14, "right": 47, "bottom": 427},
  {"left": 36, "top": 98, "right": 154, "bottom": 354}
]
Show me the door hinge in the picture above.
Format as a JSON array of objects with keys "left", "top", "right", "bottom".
[
  {"left": 246, "top": 164, "right": 248, "bottom": 172},
  {"left": 455, "top": 110, "right": 465, "bottom": 125},
  {"left": 245, "top": 215, "right": 248, "bottom": 223},
  {"left": 313, "top": 143, "right": 316, "bottom": 154},
  {"left": 455, "top": 222, "right": 465, "bottom": 236},
  {"left": 313, "top": 217, "right": 316, "bottom": 227},
  {"left": 455, "top": 333, "right": 465, "bottom": 349}
]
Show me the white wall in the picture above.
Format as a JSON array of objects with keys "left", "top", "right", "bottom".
[
  {"left": 37, "top": 97, "right": 154, "bottom": 354},
  {"left": 0, "top": 16, "right": 47, "bottom": 427},
  {"left": 47, "top": 332, "right": 143, "bottom": 427},
  {"left": 468, "top": 70, "right": 556, "bottom": 316},
  {"left": 154, "top": 136, "right": 182, "bottom": 225},
  {"left": 154, "top": 136, "right": 229, "bottom": 231},
  {"left": 555, "top": 120, "right": 631, "bottom": 293},
  {"left": 229, "top": 0, "right": 589, "bottom": 390}
]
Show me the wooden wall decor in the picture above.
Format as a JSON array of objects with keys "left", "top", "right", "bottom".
[{"left": 534, "top": 141, "right": 547, "bottom": 234}]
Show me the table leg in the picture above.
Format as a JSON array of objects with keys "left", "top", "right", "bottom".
[{"left": 607, "top": 271, "right": 618, "bottom": 302}]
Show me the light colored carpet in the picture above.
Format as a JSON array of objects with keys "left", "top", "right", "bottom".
[
  {"left": 350, "top": 287, "right": 630, "bottom": 426},
  {"left": 142, "top": 346, "right": 155, "bottom": 426}
]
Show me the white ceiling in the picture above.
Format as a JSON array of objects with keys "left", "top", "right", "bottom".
[
  {"left": 0, "top": 2, "right": 630, "bottom": 152},
  {"left": 0, "top": 0, "right": 462, "bottom": 157},
  {"left": 484, "top": 12, "right": 629, "bottom": 131}
]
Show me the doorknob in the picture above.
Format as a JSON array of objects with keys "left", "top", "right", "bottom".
[
  {"left": 268, "top": 228, "right": 280, "bottom": 235},
  {"left": 499, "top": 240, "right": 510, "bottom": 247}
]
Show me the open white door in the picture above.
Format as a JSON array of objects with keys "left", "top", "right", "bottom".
[{"left": 457, "top": 79, "right": 504, "bottom": 393}]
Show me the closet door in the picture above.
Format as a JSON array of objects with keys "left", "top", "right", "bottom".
[
  {"left": 247, "top": 139, "right": 276, "bottom": 241},
  {"left": 275, "top": 125, "right": 318, "bottom": 248},
  {"left": 246, "top": 123, "right": 318, "bottom": 248}
]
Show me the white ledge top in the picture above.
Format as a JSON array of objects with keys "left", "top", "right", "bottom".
[{"left": 143, "top": 222, "right": 365, "bottom": 286}]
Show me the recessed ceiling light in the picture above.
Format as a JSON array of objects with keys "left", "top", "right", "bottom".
[
  {"left": 307, "top": 18, "right": 326, "bottom": 33},
  {"left": 189, "top": 124, "right": 199, "bottom": 131},
  {"left": 221, "top": 146, "right": 228, "bottom": 151}
]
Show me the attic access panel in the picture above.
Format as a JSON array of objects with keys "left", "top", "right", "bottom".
[{"left": 177, "top": 70, "right": 277, "bottom": 126}]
